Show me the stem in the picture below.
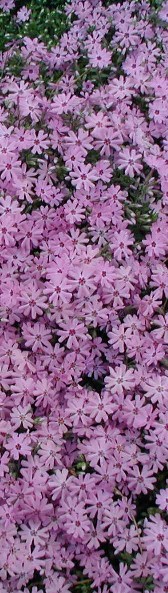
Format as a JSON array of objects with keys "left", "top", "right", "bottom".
[
  {"left": 114, "top": 488, "right": 143, "bottom": 553},
  {"left": 73, "top": 580, "right": 91, "bottom": 587}
]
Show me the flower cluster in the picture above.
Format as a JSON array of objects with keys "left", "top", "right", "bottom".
[{"left": 0, "top": 0, "right": 168, "bottom": 592}]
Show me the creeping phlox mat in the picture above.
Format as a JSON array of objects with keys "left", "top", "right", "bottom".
[{"left": 0, "top": 1, "right": 168, "bottom": 592}]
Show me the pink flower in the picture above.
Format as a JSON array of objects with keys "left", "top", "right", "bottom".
[
  {"left": 88, "top": 46, "right": 111, "bottom": 69},
  {"left": 141, "top": 375, "right": 168, "bottom": 405},
  {"left": 0, "top": 451, "right": 9, "bottom": 477},
  {"left": 69, "top": 163, "right": 98, "bottom": 190},
  {"left": 156, "top": 488, "right": 168, "bottom": 512},
  {"left": 22, "top": 321, "right": 52, "bottom": 352},
  {"left": 28, "top": 130, "right": 50, "bottom": 154},
  {"left": 51, "top": 93, "right": 81, "bottom": 114},
  {"left": 159, "top": 2, "right": 168, "bottom": 23},
  {"left": 68, "top": 266, "right": 96, "bottom": 298},
  {"left": 116, "top": 147, "right": 143, "bottom": 177},
  {"left": 86, "top": 391, "right": 112, "bottom": 423},
  {"left": 113, "top": 524, "right": 140, "bottom": 554},
  {"left": 128, "top": 466, "right": 156, "bottom": 495},
  {"left": 105, "top": 364, "right": 135, "bottom": 395},
  {"left": 109, "top": 229, "right": 133, "bottom": 260},
  {"left": 45, "top": 575, "right": 71, "bottom": 593},
  {"left": 63, "top": 129, "right": 92, "bottom": 156},
  {"left": 143, "top": 515, "right": 168, "bottom": 555},
  {"left": 108, "top": 325, "right": 126, "bottom": 353},
  {"left": 0, "top": 0, "right": 15, "bottom": 11},
  {"left": 57, "top": 319, "right": 90, "bottom": 349},
  {"left": 5, "top": 433, "right": 32, "bottom": 460},
  {"left": 94, "top": 160, "right": 112, "bottom": 182},
  {"left": 59, "top": 497, "right": 90, "bottom": 539},
  {"left": 19, "top": 282, "right": 47, "bottom": 319},
  {"left": 143, "top": 230, "right": 167, "bottom": 257},
  {"left": 93, "top": 127, "right": 121, "bottom": 156},
  {"left": 49, "top": 468, "right": 69, "bottom": 500},
  {"left": 10, "top": 405, "right": 33, "bottom": 429},
  {"left": 44, "top": 275, "right": 71, "bottom": 306},
  {"left": 16, "top": 6, "right": 31, "bottom": 22}
]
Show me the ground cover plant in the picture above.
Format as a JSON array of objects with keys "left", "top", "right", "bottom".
[{"left": 0, "top": 0, "right": 168, "bottom": 591}]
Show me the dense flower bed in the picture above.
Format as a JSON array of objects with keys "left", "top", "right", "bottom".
[{"left": 0, "top": 0, "right": 168, "bottom": 592}]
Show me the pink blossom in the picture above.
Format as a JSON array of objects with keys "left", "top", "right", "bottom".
[
  {"left": 143, "top": 515, "right": 168, "bottom": 555},
  {"left": 69, "top": 163, "right": 98, "bottom": 190},
  {"left": 57, "top": 318, "right": 90, "bottom": 349},
  {"left": 116, "top": 147, "right": 143, "bottom": 177},
  {"left": 16, "top": 6, "right": 31, "bottom": 23},
  {"left": 5, "top": 433, "right": 32, "bottom": 460},
  {"left": 0, "top": 0, "right": 15, "bottom": 11},
  {"left": 128, "top": 466, "right": 156, "bottom": 495},
  {"left": 19, "top": 282, "right": 47, "bottom": 319},
  {"left": 105, "top": 364, "right": 135, "bottom": 395},
  {"left": 156, "top": 488, "right": 168, "bottom": 512}
]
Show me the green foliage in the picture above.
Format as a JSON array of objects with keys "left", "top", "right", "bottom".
[
  {"left": 0, "top": 0, "right": 68, "bottom": 51},
  {"left": 72, "top": 582, "right": 92, "bottom": 593},
  {"left": 86, "top": 149, "right": 100, "bottom": 165},
  {"left": 149, "top": 0, "right": 163, "bottom": 7}
]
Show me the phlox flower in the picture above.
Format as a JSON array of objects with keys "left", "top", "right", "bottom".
[
  {"left": 22, "top": 321, "right": 52, "bottom": 352},
  {"left": 105, "top": 364, "right": 135, "bottom": 395},
  {"left": 109, "top": 229, "right": 133, "bottom": 260},
  {"left": 30, "top": 130, "right": 50, "bottom": 154},
  {"left": 51, "top": 92, "right": 81, "bottom": 114},
  {"left": 19, "top": 282, "right": 47, "bottom": 319},
  {"left": 159, "top": 1, "right": 168, "bottom": 23},
  {"left": 94, "top": 159, "right": 112, "bottom": 183},
  {"left": 152, "top": 314, "right": 168, "bottom": 344},
  {"left": 116, "top": 147, "right": 143, "bottom": 177},
  {"left": 113, "top": 524, "right": 140, "bottom": 554},
  {"left": 86, "top": 490, "right": 111, "bottom": 520},
  {"left": 88, "top": 46, "right": 111, "bottom": 69},
  {"left": 44, "top": 575, "right": 71, "bottom": 593},
  {"left": 85, "top": 110, "right": 111, "bottom": 133},
  {"left": 64, "top": 147, "right": 85, "bottom": 171},
  {"left": 67, "top": 266, "right": 96, "bottom": 297},
  {"left": 0, "top": 214, "right": 17, "bottom": 246},
  {"left": 143, "top": 515, "right": 168, "bottom": 556},
  {"left": 10, "top": 405, "right": 33, "bottom": 429},
  {"left": 143, "top": 230, "right": 167, "bottom": 258},
  {"left": 156, "top": 488, "right": 168, "bottom": 512},
  {"left": 16, "top": 6, "right": 31, "bottom": 22},
  {"left": 44, "top": 273, "right": 72, "bottom": 305},
  {"left": 149, "top": 99, "right": 168, "bottom": 124},
  {"left": 63, "top": 129, "right": 92, "bottom": 155},
  {"left": 109, "top": 563, "right": 133, "bottom": 593},
  {"left": 64, "top": 199, "right": 85, "bottom": 224},
  {"left": 108, "top": 324, "right": 126, "bottom": 353},
  {"left": 49, "top": 468, "right": 69, "bottom": 500},
  {"left": 37, "top": 438, "right": 62, "bottom": 469},
  {"left": 123, "top": 394, "right": 149, "bottom": 429},
  {"left": 128, "top": 466, "right": 156, "bottom": 495},
  {"left": 5, "top": 433, "right": 32, "bottom": 460},
  {"left": 108, "top": 75, "right": 132, "bottom": 100},
  {"left": 86, "top": 391, "right": 112, "bottom": 423},
  {"left": 17, "top": 220, "right": 43, "bottom": 251},
  {"left": 93, "top": 127, "right": 122, "bottom": 156},
  {"left": 65, "top": 394, "right": 90, "bottom": 427},
  {"left": 59, "top": 497, "right": 90, "bottom": 539},
  {"left": 69, "top": 163, "right": 98, "bottom": 190},
  {"left": 0, "top": 0, "right": 15, "bottom": 11},
  {"left": 0, "top": 451, "right": 9, "bottom": 477}
]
